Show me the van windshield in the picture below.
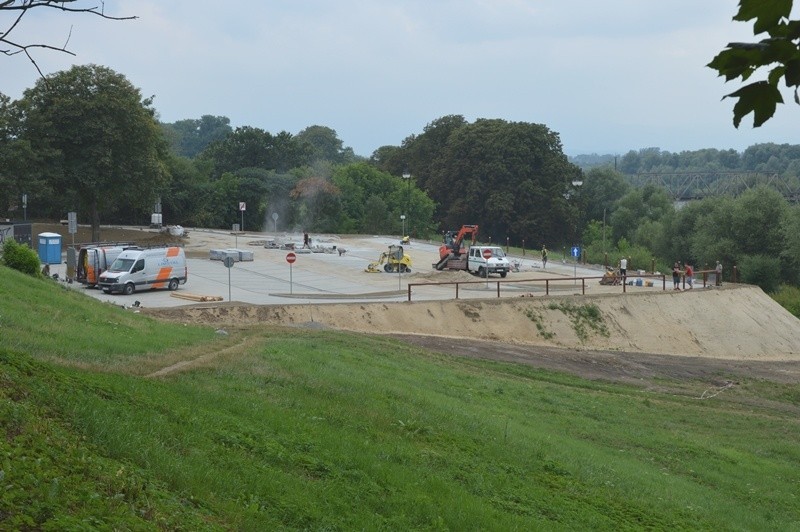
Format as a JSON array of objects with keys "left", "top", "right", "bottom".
[
  {"left": 489, "top": 248, "right": 505, "bottom": 258},
  {"left": 108, "top": 258, "right": 135, "bottom": 273}
]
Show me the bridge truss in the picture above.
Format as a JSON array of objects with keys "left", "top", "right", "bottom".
[{"left": 632, "top": 172, "right": 800, "bottom": 202}]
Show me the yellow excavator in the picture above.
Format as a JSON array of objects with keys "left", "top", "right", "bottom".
[{"left": 365, "top": 244, "right": 412, "bottom": 273}]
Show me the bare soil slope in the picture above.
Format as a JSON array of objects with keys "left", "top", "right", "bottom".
[{"left": 146, "top": 285, "right": 800, "bottom": 362}]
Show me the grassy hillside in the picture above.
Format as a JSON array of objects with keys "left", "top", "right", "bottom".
[{"left": 1, "top": 266, "right": 799, "bottom": 529}]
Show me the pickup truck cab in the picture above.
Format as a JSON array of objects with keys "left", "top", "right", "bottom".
[{"left": 467, "top": 246, "right": 511, "bottom": 278}]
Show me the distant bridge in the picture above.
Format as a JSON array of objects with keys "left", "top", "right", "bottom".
[{"left": 630, "top": 172, "right": 800, "bottom": 202}]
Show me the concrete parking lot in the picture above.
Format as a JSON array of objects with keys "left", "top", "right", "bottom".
[{"left": 46, "top": 227, "right": 662, "bottom": 309}]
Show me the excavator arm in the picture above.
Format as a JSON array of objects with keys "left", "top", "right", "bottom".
[
  {"left": 440, "top": 224, "right": 478, "bottom": 259},
  {"left": 436, "top": 224, "right": 479, "bottom": 270}
]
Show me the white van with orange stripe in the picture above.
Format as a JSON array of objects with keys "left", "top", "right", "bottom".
[
  {"left": 98, "top": 246, "right": 187, "bottom": 295},
  {"left": 77, "top": 244, "right": 134, "bottom": 287}
]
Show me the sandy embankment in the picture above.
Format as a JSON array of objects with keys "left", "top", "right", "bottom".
[{"left": 146, "top": 285, "right": 800, "bottom": 362}]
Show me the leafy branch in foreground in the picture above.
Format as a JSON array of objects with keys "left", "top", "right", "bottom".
[{"left": 707, "top": 0, "right": 800, "bottom": 127}]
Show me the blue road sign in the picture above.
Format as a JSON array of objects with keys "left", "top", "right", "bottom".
[{"left": 571, "top": 246, "right": 580, "bottom": 258}]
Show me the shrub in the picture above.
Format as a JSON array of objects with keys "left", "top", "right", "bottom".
[
  {"left": 770, "top": 284, "right": 800, "bottom": 318},
  {"left": 738, "top": 254, "right": 781, "bottom": 293},
  {"left": 1, "top": 239, "right": 42, "bottom": 276}
]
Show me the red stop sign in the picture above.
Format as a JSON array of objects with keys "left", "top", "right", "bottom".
[
  {"left": 482, "top": 248, "right": 492, "bottom": 259},
  {"left": 286, "top": 252, "right": 297, "bottom": 264}
]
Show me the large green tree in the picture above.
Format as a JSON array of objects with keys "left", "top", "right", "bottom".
[
  {"left": 610, "top": 184, "right": 674, "bottom": 245},
  {"left": 200, "top": 126, "right": 309, "bottom": 178},
  {"left": 708, "top": 0, "right": 800, "bottom": 127},
  {"left": 161, "top": 115, "right": 232, "bottom": 158},
  {"left": 580, "top": 167, "right": 631, "bottom": 224},
  {"left": 781, "top": 203, "right": 800, "bottom": 284},
  {"left": 686, "top": 187, "right": 790, "bottom": 284},
  {"left": 332, "top": 162, "right": 435, "bottom": 236},
  {"left": 17, "top": 64, "right": 169, "bottom": 241},
  {"left": 295, "top": 125, "right": 357, "bottom": 164},
  {"left": 423, "top": 118, "right": 582, "bottom": 245},
  {"left": 392, "top": 114, "right": 469, "bottom": 192}
]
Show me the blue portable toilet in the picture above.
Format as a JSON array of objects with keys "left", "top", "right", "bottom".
[{"left": 37, "top": 232, "right": 62, "bottom": 264}]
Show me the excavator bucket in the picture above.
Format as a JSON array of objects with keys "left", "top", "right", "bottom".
[{"left": 365, "top": 262, "right": 383, "bottom": 273}]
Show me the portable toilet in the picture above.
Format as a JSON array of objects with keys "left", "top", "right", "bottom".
[{"left": 37, "top": 232, "right": 62, "bottom": 264}]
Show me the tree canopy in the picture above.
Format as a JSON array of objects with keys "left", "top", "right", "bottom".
[
  {"left": 295, "top": 125, "right": 358, "bottom": 165},
  {"left": 390, "top": 116, "right": 582, "bottom": 245},
  {"left": 16, "top": 64, "right": 168, "bottom": 241},
  {"left": 199, "top": 126, "right": 309, "bottom": 178},
  {"left": 161, "top": 115, "right": 232, "bottom": 159}
]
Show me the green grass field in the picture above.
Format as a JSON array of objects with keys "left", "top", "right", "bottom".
[{"left": 1, "top": 265, "right": 799, "bottom": 530}]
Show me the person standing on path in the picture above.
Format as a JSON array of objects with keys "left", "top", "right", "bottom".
[
  {"left": 685, "top": 263, "right": 694, "bottom": 289},
  {"left": 672, "top": 261, "right": 681, "bottom": 290},
  {"left": 541, "top": 245, "right": 548, "bottom": 268},
  {"left": 715, "top": 260, "right": 723, "bottom": 287},
  {"left": 619, "top": 257, "right": 627, "bottom": 282}
]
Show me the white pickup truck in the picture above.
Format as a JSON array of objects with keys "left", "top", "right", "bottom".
[{"left": 467, "top": 246, "right": 511, "bottom": 278}]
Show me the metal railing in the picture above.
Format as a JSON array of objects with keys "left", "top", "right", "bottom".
[{"left": 406, "top": 273, "right": 669, "bottom": 302}]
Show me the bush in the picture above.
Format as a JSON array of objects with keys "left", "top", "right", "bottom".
[
  {"left": 770, "top": 284, "right": 800, "bottom": 318},
  {"left": 1, "top": 239, "right": 42, "bottom": 276},
  {"left": 584, "top": 240, "right": 655, "bottom": 273},
  {"left": 738, "top": 254, "right": 781, "bottom": 293}
]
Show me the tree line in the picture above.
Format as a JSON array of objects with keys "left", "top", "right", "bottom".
[
  {"left": 575, "top": 171, "right": 800, "bottom": 292},
  {"left": 2, "top": 64, "right": 800, "bottom": 294},
  {"left": 572, "top": 145, "right": 800, "bottom": 177}
]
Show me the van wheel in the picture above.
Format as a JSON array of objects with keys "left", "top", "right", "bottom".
[
  {"left": 102, "top": 288, "right": 110, "bottom": 294},
  {"left": 500, "top": 271, "right": 507, "bottom": 278},
  {"left": 479, "top": 267, "right": 487, "bottom": 278},
  {"left": 168, "top": 278, "right": 179, "bottom": 291},
  {"left": 123, "top": 283, "right": 135, "bottom": 296}
]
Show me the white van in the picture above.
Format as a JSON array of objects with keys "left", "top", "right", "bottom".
[
  {"left": 98, "top": 246, "right": 187, "bottom": 295},
  {"left": 467, "top": 246, "right": 511, "bottom": 278},
  {"left": 77, "top": 244, "right": 134, "bottom": 287}
]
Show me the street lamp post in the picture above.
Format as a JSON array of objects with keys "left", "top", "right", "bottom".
[
  {"left": 402, "top": 171, "right": 411, "bottom": 236},
  {"left": 571, "top": 179, "right": 583, "bottom": 247},
  {"left": 569, "top": 179, "right": 583, "bottom": 281},
  {"left": 400, "top": 214, "right": 406, "bottom": 239}
]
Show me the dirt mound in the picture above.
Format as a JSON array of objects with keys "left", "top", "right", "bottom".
[
  {"left": 145, "top": 285, "right": 800, "bottom": 362},
  {"left": 409, "top": 269, "right": 479, "bottom": 282}
]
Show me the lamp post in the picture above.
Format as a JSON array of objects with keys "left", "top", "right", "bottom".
[
  {"left": 571, "top": 179, "right": 583, "bottom": 246},
  {"left": 400, "top": 214, "right": 406, "bottom": 239},
  {"left": 567, "top": 179, "right": 583, "bottom": 283},
  {"left": 402, "top": 171, "right": 411, "bottom": 236}
]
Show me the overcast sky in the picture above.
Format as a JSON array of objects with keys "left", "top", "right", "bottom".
[{"left": 3, "top": 1, "right": 798, "bottom": 157}]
